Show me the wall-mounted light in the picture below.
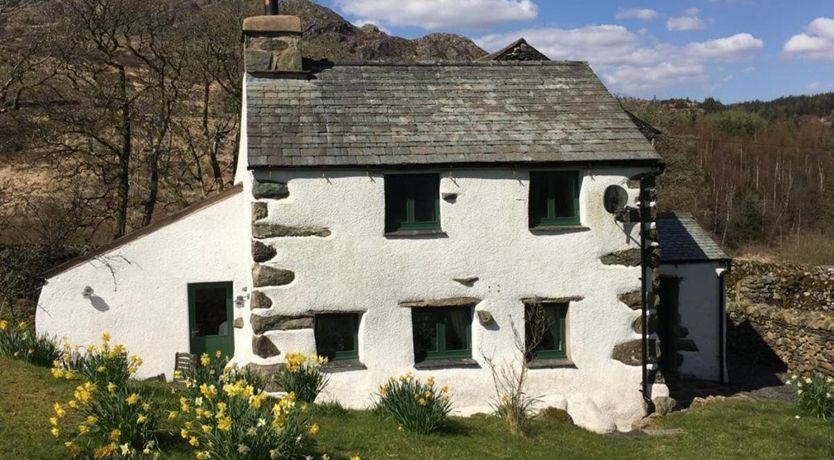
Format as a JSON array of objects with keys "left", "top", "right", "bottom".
[{"left": 82, "top": 286, "right": 94, "bottom": 298}]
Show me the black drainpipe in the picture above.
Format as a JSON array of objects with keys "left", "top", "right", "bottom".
[{"left": 638, "top": 166, "right": 664, "bottom": 404}]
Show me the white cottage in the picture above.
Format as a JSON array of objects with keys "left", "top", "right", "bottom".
[{"left": 37, "top": 14, "right": 729, "bottom": 433}]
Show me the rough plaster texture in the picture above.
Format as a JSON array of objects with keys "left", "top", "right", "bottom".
[
  {"left": 660, "top": 262, "right": 727, "bottom": 382},
  {"left": 242, "top": 166, "right": 663, "bottom": 432},
  {"left": 36, "top": 191, "right": 250, "bottom": 380}
]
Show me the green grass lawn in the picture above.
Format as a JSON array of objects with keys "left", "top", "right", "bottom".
[{"left": 2, "top": 356, "right": 832, "bottom": 459}]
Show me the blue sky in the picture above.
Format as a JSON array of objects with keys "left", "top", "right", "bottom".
[{"left": 318, "top": 1, "right": 834, "bottom": 102}]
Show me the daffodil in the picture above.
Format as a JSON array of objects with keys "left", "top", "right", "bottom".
[
  {"left": 168, "top": 411, "right": 178, "bottom": 421},
  {"left": 107, "top": 382, "right": 117, "bottom": 394},
  {"left": 350, "top": 456, "right": 362, "bottom": 460},
  {"left": 217, "top": 416, "right": 232, "bottom": 432},
  {"left": 86, "top": 415, "right": 97, "bottom": 425},
  {"left": 101, "top": 332, "right": 110, "bottom": 343},
  {"left": 137, "top": 414, "right": 147, "bottom": 424},
  {"left": 309, "top": 423, "right": 320, "bottom": 435},
  {"left": 109, "top": 428, "right": 121, "bottom": 441},
  {"left": 50, "top": 427, "right": 60, "bottom": 437},
  {"left": 189, "top": 436, "right": 200, "bottom": 447},
  {"left": 126, "top": 393, "right": 139, "bottom": 405},
  {"left": 0, "top": 319, "right": 8, "bottom": 330},
  {"left": 200, "top": 353, "right": 210, "bottom": 366}
]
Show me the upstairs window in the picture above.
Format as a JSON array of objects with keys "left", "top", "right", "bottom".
[
  {"left": 314, "top": 314, "right": 360, "bottom": 361},
  {"left": 384, "top": 174, "right": 440, "bottom": 233},
  {"left": 412, "top": 307, "right": 472, "bottom": 362},
  {"left": 525, "top": 302, "right": 568, "bottom": 361},
  {"left": 529, "top": 171, "right": 580, "bottom": 228}
]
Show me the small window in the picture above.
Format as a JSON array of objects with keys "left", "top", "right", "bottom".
[
  {"left": 525, "top": 302, "right": 568, "bottom": 360},
  {"left": 315, "top": 314, "right": 360, "bottom": 361},
  {"left": 412, "top": 307, "right": 472, "bottom": 362},
  {"left": 529, "top": 171, "right": 580, "bottom": 228},
  {"left": 385, "top": 174, "right": 440, "bottom": 233}
]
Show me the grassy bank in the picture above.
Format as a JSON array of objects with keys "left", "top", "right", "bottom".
[{"left": 1, "top": 357, "right": 831, "bottom": 459}]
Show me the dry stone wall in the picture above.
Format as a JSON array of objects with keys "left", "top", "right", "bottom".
[{"left": 727, "top": 260, "right": 834, "bottom": 377}]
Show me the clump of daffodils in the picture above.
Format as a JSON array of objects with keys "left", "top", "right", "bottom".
[
  {"left": 374, "top": 372, "right": 452, "bottom": 434},
  {"left": 788, "top": 373, "right": 834, "bottom": 421},
  {"left": 178, "top": 351, "right": 315, "bottom": 459},
  {"left": 0, "top": 319, "right": 62, "bottom": 367},
  {"left": 52, "top": 333, "right": 143, "bottom": 388},
  {"left": 275, "top": 352, "right": 330, "bottom": 403},
  {"left": 49, "top": 333, "right": 159, "bottom": 458}
]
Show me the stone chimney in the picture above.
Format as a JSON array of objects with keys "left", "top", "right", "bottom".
[{"left": 242, "top": 15, "right": 303, "bottom": 74}]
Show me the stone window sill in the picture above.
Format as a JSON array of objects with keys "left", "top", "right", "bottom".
[
  {"left": 384, "top": 229, "right": 448, "bottom": 239},
  {"left": 322, "top": 360, "right": 366, "bottom": 373},
  {"left": 527, "top": 359, "right": 576, "bottom": 369},
  {"left": 529, "top": 225, "right": 591, "bottom": 235},
  {"left": 413, "top": 359, "right": 480, "bottom": 370}
]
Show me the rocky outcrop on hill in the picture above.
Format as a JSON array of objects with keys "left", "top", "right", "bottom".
[{"left": 279, "top": 0, "right": 487, "bottom": 62}]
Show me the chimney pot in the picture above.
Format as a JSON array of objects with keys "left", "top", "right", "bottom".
[
  {"left": 264, "top": 0, "right": 279, "bottom": 15},
  {"left": 242, "top": 15, "right": 303, "bottom": 74}
]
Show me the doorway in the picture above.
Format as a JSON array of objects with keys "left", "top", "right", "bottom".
[
  {"left": 188, "top": 282, "right": 235, "bottom": 358},
  {"left": 657, "top": 276, "right": 681, "bottom": 375}
]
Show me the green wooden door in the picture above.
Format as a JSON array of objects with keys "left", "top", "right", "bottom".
[{"left": 188, "top": 282, "right": 235, "bottom": 358}]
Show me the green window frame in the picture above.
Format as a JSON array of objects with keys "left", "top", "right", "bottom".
[
  {"left": 525, "top": 302, "right": 568, "bottom": 360},
  {"left": 529, "top": 171, "right": 581, "bottom": 228},
  {"left": 314, "top": 314, "right": 360, "bottom": 361},
  {"left": 384, "top": 174, "right": 441, "bottom": 233},
  {"left": 411, "top": 307, "right": 472, "bottom": 362}
]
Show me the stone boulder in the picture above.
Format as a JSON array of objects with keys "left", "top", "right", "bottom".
[
  {"left": 567, "top": 394, "right": 617, "bottom": 433},
  {"left": 252, "top": 265, "right": 295, "bottom": 288},
  {"left": 251, "top": 313, "right": 314, "bottom": 334}
]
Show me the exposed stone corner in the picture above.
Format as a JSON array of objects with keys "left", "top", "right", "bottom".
[
  {"left": 252, "top": 264, "right": 295, "bottom": 288},
  {"left": 600, "top": 248, "right": 641, "bottom": 267},
  {"left": 252, "top": 178, "right": 289, "bottom": 200},
  {"left": 252, "top": 335, "right": 280, "bottom": 359},
  {"left": 252, "top": 240, "right": 278, "bottom": 263},
  {"left": 252, "top": 202, "right": 268, "bottom": 222},
  {"left": 251, "top": 313, "right": 314, "bottom": 334},
  {"left": 252, "top": 223, "right": 331, "bottom": 239},
  {"left": 251, "top": 290, "right": 273, "bottom": 310}
]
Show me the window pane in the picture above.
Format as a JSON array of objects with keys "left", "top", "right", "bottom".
[
  {"left": 412, "top": 310, "right": 438, "bottom": 361},
  {"left": 315, "top": 315, "right": 357, "bottom": 360},
  {"left": 384, "top": 178, "right": 408, "bottom": 231},
  {"left": 412, "top": 175, "right": 438, "bottom": 223},
  {"left": 444, "top": 309, "right": 470, "bottom": 351},
  {"left": 526, "top": 303, "right": 566, "bottom": 356},
  {"left": 553, "top": 172, "right": 577, "bottom": 219},
  {"left": 194, "top": 287, "right": 228, "bottom": 337},
  {"left": 529, "top": 173, "right": 549, "bottom": 226}
]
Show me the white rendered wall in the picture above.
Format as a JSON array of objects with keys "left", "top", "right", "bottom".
[
  {"left": 37, "top": 191, "right": 250, "bottom": 380},
  {"left": 660, "top": 262, "right": 726, "bottom": 382},
  {"left": 243, "top": 166, "right": 661, "bottom": 432}
]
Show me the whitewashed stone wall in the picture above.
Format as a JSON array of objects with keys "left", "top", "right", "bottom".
[
  {"left": 241, "top": 166, "right": 664, "bottom": 432},
  {"left": 37, "top": 190, "right": 250, "bottom": 380}
]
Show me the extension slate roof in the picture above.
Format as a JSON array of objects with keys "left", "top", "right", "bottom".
[
  {"left": 657, "top": 214, "right": 730, "bottom": 263},
  {"left": 246, "top": 61, "right": 661, "bottom": 168}
]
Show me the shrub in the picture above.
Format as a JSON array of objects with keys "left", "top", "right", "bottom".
[
  {"left": 177, "top": 376, "right": 315, "bottom": 459},
  {"left": 788, "top": 373, "right": 834, "bottom": 421},
  {"left": 48, "top": 334, "right": 159, "bottom": 457},
  {"left": 374, "top": 373, "right": 452, "bottom": 434},
  {"left": 0, "top": 320, "right": 61, "bottom": 367},
  {"left": 274, "top": 353, "right": 329, "bottom": 403}
]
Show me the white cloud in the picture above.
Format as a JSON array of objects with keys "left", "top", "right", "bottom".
[
  {"left": 685, "top": 8, "right": 701, "bottom": 16},
  {"left": 784, "top": 17, "right": 834, "bottom": 60},
  {"left": 477, "top": 27, "right": 764, "bottom": 95},
  {"left": 615, "top": 8, "right": 657, "bottom": 21},
  {"left": 334, "top": 0, "right": 538, "bottom": 30},
  {"left": 686, "top": 33, "right": 764, "bottom": 59},
  {"left": 667, "top": 16, "right": 706, "bottom": 31}
]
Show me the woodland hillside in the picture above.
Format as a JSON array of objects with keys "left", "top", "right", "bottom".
[{"left": 0, "top": 0, "right": 832, "bottom": 319}]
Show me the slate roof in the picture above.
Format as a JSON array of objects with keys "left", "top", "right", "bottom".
[
  {"left": 657, "top": 214, "right": 730, "bottom": 263},
  {"left": 246, "top": 61, "right": 661, "bottom": 168}
]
